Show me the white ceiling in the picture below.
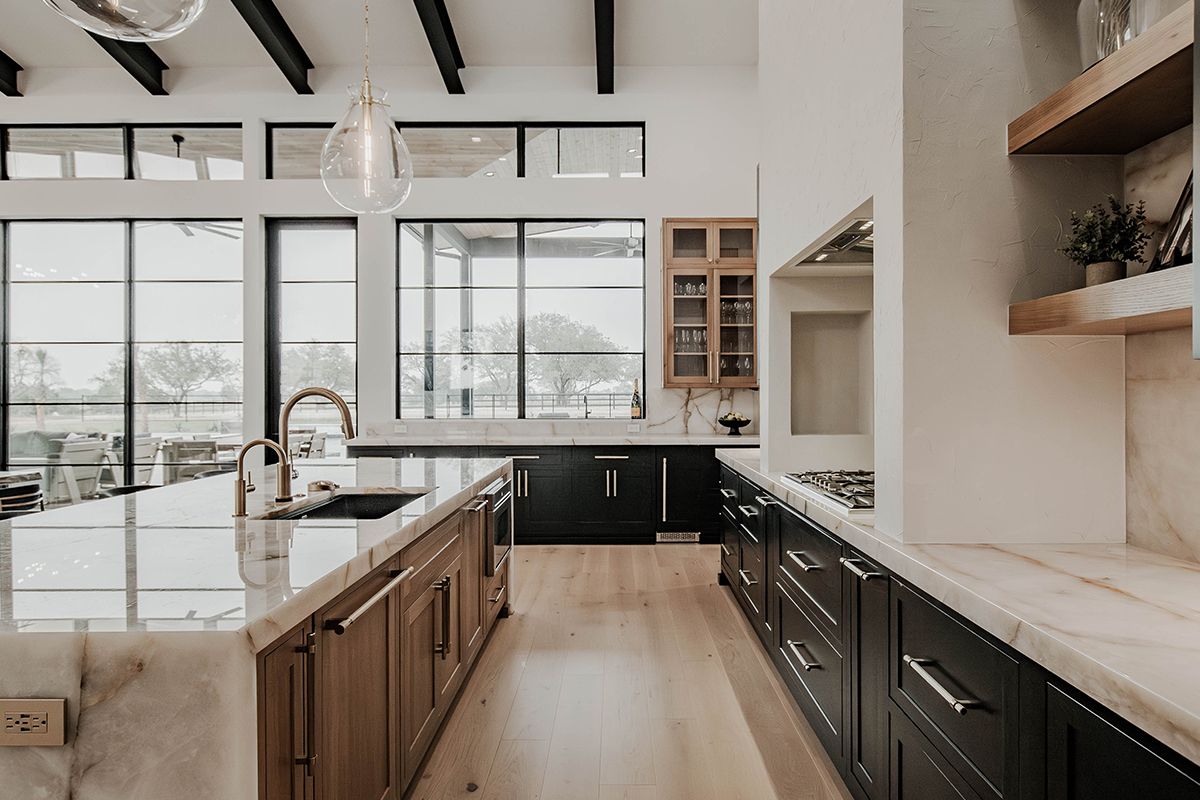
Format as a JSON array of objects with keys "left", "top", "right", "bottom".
[{"left": 0, "top": 0, "right": 757, "bottom": 72}]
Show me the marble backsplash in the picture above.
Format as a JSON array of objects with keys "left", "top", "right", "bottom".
[
  {"left": 1126, "top": 328, "right": 1200, "bottom": 563},
  {"left": 364, "top": 387, "right": 760, "bottom": 439},
  {"left": 1123, "top": 127, "right": 1198, "bottom": 563}
]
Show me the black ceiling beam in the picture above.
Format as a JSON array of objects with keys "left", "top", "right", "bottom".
[
  {"left": 594, "top": 0, "right": 614, "bottom": 94},
  {"left": 0, "top": 49, "right": 22, "bottom": 97},
  {"left": 230, "top": 0, "right": 314, "bottom": 94},
  {"left": 87, "top": 33, "right": 168, "bottom": 95},
  {"left": 413, "top": 0, "right": 465, "bottom": 94}
]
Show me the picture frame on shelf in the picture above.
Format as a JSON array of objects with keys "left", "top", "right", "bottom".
[{"left": 1148, "top": 171, "right": 1193, "bottom": 272}]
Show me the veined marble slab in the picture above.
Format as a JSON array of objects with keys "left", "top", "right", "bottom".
[
  {"left": 717, "top": 448, "right": 1200, "bottom": 768},
  {"left": 0, "top": 457, "right": 510, "bottom": 800},
  {"left": 348, "top": 434, "right": 760, "bottom": 447}
]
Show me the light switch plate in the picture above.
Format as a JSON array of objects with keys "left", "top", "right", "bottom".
[
  {"left": 393, "top": 423, "right": 408, "bottom": 434},
  {"left": 627, "top": 423, "right": 641, "bottom": 433},
  {"left": 0, "top": 699, "right": 66, "bottom": 746}
]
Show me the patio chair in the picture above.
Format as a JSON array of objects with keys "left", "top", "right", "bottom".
[
  {"left": 163, "top": 440, "right": 220, "bottom": 484},
  {"left": 46, "top": 439, "right": 111, "bottom": 505}
]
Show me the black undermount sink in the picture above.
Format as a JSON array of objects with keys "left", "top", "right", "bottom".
[{"left": 267, "top": 490, "right": 430, "bottom": 521}]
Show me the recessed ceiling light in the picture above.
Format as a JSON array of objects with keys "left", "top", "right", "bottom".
[
  {"left": 638, "top": 135, "right": 643, "bottom": 141},
  {"left": 627, "top": 148, "right": 638, "bottom": 153},
  {"left": 815, "top": 253, "right": 829, "bottom": 261},
  {"left": 471, "top": 136, "right": 482, "bottom": 142},
  {"left": 498, "top": 156, "right": 507, "bottom": 161},
  {"left": 634, "top": 155, "right": 643, "bottom": 160},
  {"left": 485, "top": 172, "right": 495, "bottom": 177}
]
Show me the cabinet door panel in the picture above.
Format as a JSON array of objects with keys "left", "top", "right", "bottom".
[
  {"left": 657, "top": 446, "right": 719, "bottom": 534},
  {"left": 401, "top": 580, "right": 439, "bottom": 786},
  {"left": 460, "top": 504, "right": 485, "bottom": 665},
  {"left": 664, "top": 220, "right": 714, "bottom": 265},
  {"left": 1046, "top": 685, "right": 1200, "bottom": 800},
  {"left": 713, "top": 221, "right": 757, "bottom": 265},
  {"left": 435, "top": 553, "right": 466, "bottom": 706},
  {"left": 849, "top": 554, "right": 889, "bottom": 800},
  {"left": 261, "top": 623, "right": 312, "bottom": 800},
  {"left": 317, "top": 561, "right": 401, "bottom": 800},
  {"left": 776, "top": 503, "right": 845, "bottom": 648},
  {"left": 719, "top": 507, "right": 739, "bottom": 578},
  {"left": 890, "top": 710, "right": 983, "bottom": 800},
  {"left": 665, "top": 267, "right": 715, "bottom": 387}
]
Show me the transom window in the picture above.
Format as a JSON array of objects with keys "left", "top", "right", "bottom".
[{"left": 398, "top": 220, "right": 645, "bottom": 420}]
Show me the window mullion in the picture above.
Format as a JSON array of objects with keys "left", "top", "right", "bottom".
[
  {"left": 0, "top": 221, "right": 7, "bottom": 470},
  {"left": 516, "top": 222, "right": 527, "bottom": 419},
  {"left": 123, "top": 221, "right": 135, "bottom": 485}
]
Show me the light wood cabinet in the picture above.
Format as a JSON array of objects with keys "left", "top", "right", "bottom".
[
  {"left": 259, "top": 622, "right": 314, "bottom": 800},
  {"left": 663, "top": 218, "right": 757, "bottom": 389},
  {"left": 461, "top": 502, "right": 486, "bottom": 666}
]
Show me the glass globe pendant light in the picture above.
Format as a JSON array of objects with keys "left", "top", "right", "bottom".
[
  {"left": 320, "top": 0, "right": 413, "bottom": 215},
  {"left": 42, "top": 0, "right": 207, "bottom": 41}
]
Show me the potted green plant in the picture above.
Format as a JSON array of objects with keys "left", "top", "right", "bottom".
[{"left": 1058, "top": 195, "right": 1150, "bottom": 286}]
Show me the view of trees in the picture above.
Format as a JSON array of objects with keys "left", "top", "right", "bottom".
[
  {"left": 11, "top": 346, "right": 64, "bottom": 429},
  {"left": 282, "top": 342, "right": 356, "bottom": 397},
  {"left": 91, "top": 342, "right": 242, "bottom": 426},
  {"left": 401, "top": 312, "right": 638, "bottom": 411}
]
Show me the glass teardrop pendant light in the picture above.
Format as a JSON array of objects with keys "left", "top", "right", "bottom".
[
  {"left": 42, "top": 0, "right": 207, "bottom": 41},
  {"left": 321, "top": 0, "right": 413, "bottom": 215}
]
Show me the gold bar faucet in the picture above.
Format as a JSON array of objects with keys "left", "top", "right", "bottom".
[
  {"left": 233, "top": 438, "right": 291, "bottom": 517},
  {"left": 277, "top": 387, "right": 356, "bottom": 501}
]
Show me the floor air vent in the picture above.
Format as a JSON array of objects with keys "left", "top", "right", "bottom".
[{"left": 656, "top": 531, "right": 701, "bottom": 543}]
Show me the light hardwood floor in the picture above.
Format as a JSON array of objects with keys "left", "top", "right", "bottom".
[{"left": 407, "top": 544, "right": 852, "bottom": 800}]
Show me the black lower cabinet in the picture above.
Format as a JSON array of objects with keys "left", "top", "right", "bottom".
[
  {"left": 1046, "top": 685, "right": 1200, "bottom": 800},
  {"left": 847, "top": 551, "right": 889, "bottom": 800},
  {"left": 720, "top": 471, "right": 1200, "bottom": 800},
  {"left": 658, "top": 446, "right": 721, "bottom": 538},
  {"left": 890, "top": 708, "right": 984, "bottom": 800}
]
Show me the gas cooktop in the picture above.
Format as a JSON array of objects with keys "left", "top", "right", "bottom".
[{"left": 782, "top": 470, "right": 875, "bottom": 516}]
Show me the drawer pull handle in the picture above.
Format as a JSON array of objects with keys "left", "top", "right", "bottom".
[
  {"left": 738, "top": 504, "right": 759, "bottom": 518},
  {"left": 755, "top": 495, "right": 778, "bottom": 507},
  {"left": 326, "top": 566, "right": 415, "bottom": 635},
  {"left": 839, "top": 557, "right": 884, "bottom": 581},
  {"left": 505, "top": 455, "right": 541, "bottom": 460},
  {"left": 720, "top": 543, "right": 732, "bottom": 556},
  {"left": 719, "top": 489, "right": 736, "bottom": 499},
  {"left": 903, "top": 655, "right": 981, "bottom": 715},
  {"left": 786, "top": 550, "right": 819, "bottom": 572},
  {"left": 594, "top": 455, "right": 630, "bottom": 459},
  {"left": 436, "top": 575, "right": 453, "bottom": 659},
  {"left": 488, "top": 585, "right": 505, "bottom": 603},
  {"left": 738, "top": 569, "right": 758, "bottom": 586},
  {"left": 787, "top": 640, "right": 821, "bottom": 671}
]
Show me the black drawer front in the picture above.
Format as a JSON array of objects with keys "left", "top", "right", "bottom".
[
  {"left": 719, "top": 507, "right": 739, "bottom": 575},
  {"left": 1047, "top": 685, "right": 1200, "bottom": 800},
  {"left": 891, "top": 581, "right": 1018, "bottom": 799},
  {"left": 573, "top": 447, "right": 652, "bottom": 472},
  {"left": 719, "top": 465, "right": 739, "bottom": 514},
  {"left": 776, "top": 581, "right": 843, "bottom": 754},
  {"left": 737, "top": 529, "right": 767, "bottom": 619},
  {"left": 890, "top": 709, "right": 984, "bottom": 800},
  {"left": 776, "top": 504, "right": 844, "bottom": 645}
]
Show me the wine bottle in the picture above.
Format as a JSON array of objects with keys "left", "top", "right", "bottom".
[{"left": 631, "top": 379, "right": 642, "bottom": 419}]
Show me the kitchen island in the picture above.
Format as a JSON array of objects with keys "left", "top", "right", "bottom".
[{"left": 0, "top": 456, "right": 511, "bottom": 800}]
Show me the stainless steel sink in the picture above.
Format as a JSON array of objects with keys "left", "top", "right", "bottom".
[{"left": 257, "top": 488, "right": 432, "bottom": 521}]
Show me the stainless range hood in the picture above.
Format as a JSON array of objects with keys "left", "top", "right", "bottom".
[{"left": 799, "top": 218, "right": 874, "bottom": 264}]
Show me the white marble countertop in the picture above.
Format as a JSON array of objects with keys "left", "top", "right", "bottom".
[
  {"left": 348, "top": 434, "right": 760, "bottom": 447},
  {"left": 0, "top": 457, "right": 509, "bottom": 651},
  {"left": 716, "top": 448, "right": 1200, "bottom": 766}
]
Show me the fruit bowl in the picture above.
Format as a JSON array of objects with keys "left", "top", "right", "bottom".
[{"left": 718, "top": 418, "right": 751, "bottom": 436}]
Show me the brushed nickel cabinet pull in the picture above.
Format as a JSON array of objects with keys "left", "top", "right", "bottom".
[
  {"left": 720, "top": 488, "right": 736, "bottom": 499},
  {"left": 755, "top": 495, "right": 778, "bottom": 508},
  {"left": 295, "top": 630, "right": 317, "bottom": 775},
  {"left": 720, "top": 543, "right": 732, "bottom": 556},
  {"left": 614, "top": 469, "right": 618, "bottom": 497},
  {"left": 903, "top": 655, "right": 980, "bottom": 715},
  {"left": 606, "top": 469, "right": 611, "bottom": 498},
  {"left": 738, "top": 569, "right": 758, "bottom": 586},
  {"left": 594, "top": 455, "right": 630, "bottom": 459},
  {"left": 488, "top": 585, "right": 505, "bottom": 603},
  {"left": 738, "top": 504, "right": 759, "bottom": 518},
  {"left": 506, "top": 455, "right": 540, "bottom": 459},
  {"left": 786, "top": 551, "right": 819, "bottom": 572},
  {"left": 787, "top": 640, "right": 821, "bottom": 671},
  {"left": 326, "top": 566, "right": 414, "bottom": 635},
  {"left": 839, "top": 557, "right": 885, "bottom": 581},
  {"left": 466, "top": 500, "right": 487, "bottom": 513}
]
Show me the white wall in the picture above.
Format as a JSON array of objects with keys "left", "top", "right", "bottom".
[
  {"left": 0, "top": 65, "right": 761, "bottom": 443},
  {"left": 759, "top": 1, "right": 1129, "bottom": 543}
]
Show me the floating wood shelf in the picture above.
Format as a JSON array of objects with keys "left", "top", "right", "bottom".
[
  {"left": 1009, "top": 265, "right": 1193, "bottom": 335},
  {"left": 1008, "top": 3, "right": 1193, "bottom": 155}
]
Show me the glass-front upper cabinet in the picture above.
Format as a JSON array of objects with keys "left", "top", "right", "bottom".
[
  {"left": 715, "top": 270, "right": 756, "bottom": 386},
  {"left": 665, "top": 269, "right": 714, "bottom": 386},
  {"left": 664, "top": 218, "right": 757, "bottom": 266}
]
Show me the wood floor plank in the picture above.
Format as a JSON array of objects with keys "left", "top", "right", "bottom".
[
  {"left": 599, "top": 787, "right": 657, "bottom": 800},
  {"left": 666, "top": 584, "right": 719, "bottom": 663},
  {"left": 684, "top": 659, "right": 781, "bottom": 800},
  {"left": 481, "top": 739, "right": 550, "bottom": 800},
  {"left": 630, "top": 545, "right": 664, "bottom": 594},
  {"left": 599, "top": 649, "right": 654, "bottom": 786},
  {"left": 639, "top": 589, "right": 694, "bottom": 720},
  {"left": 502, "top": 649, "right": 566, "bottom": 741},
  {"left": 649, "top": 718, "right": 718, "bottom": 800},
  {"left": 541, "top": 673, "right": 604, "bottom": 800}
]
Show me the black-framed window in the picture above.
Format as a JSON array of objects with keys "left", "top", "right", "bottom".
[
  {"left": 0, "top": 123, "right": 242, "bottom": 181},
  {"left": 1, "top": 219, "right": 244, "bottom": 494},
  {"left": 398, "top": 220, "right": 645, "bottom": 420},
  {"left": 266, "top": 122, "right": 645, "bottom": 180},
  {"left": 265, "top": 219, "right": 358, "bottom": 458}
]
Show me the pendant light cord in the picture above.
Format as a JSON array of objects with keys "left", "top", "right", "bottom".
[{"left": 364, "top": 0, "right": 370, "bottom": 84}]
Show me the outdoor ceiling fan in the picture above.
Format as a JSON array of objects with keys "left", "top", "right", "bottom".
[
  {"left": 140, "top": 221, "right": 244, "bottom": 240},
  {"left": 588, "top": 237, "right": 643, "bottom": 258}
]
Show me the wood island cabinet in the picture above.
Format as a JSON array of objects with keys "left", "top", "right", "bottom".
[
  {"left": 663, "top": 218, "right": 757, "bottom": 389},
  {"left": 258, "top": 488, "right": 509, "bottom": 800}
]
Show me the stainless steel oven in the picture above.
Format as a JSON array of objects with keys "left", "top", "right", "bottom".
[{"left": 484, "top": 477, "right": 513, "bottom": 577}]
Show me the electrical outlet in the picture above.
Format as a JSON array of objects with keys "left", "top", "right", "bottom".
[
  {"left": 627, "top": 423, "right": 641, "bottom": 433},
  {"left": 393, "top": 423, "right": 408, "bottom": 434},
  {"left": 0, "top": 699, "right": 65, "bottom": 747}
]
